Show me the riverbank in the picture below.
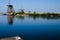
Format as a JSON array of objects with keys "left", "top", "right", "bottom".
[
  {"left": 1, "top": 12, "right": 60, "bottom": 17},
  {"left": 15, "top": 12, "right": 60, "bottom": 17}
]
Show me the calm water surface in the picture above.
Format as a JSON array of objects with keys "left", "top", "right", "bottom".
[{"left": 0, "top": 15, "right": 60, "bottom": 40}]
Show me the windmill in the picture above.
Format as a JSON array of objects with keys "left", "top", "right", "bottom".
[{"left": 7, "top": 0, "right": 15, "bottom": 15}]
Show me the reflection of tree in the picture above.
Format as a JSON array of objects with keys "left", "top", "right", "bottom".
[
  {"left": 40, "top": 13, "right": 60, "bottom": 19},
  {"left": 29, "top": 16, "right": 40, "bottom": 20},
  {"left": 28, "top": 14, "right": 40, "bottom": 20},
  {"left": 28, "top": 13, "right": 60, "bottom": 20},
  {"left": 16, "top": 16, "right": 24, "bottom": 20},
  {"left": 40, "top": 16, "right": 60, "bottom": 20},
  {"left": 8, "top": 16, "right": 14, "bottom": 25}
]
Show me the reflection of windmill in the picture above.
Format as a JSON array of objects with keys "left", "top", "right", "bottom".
[
  {"left": 8, "top": 16, "right": 14, "bottom": 25},
  {"left": 7, "top": 0, "right": 15, "bottom": 15}
]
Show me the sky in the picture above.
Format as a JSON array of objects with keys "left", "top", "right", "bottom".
[{"left": 0, "top": 0, "right": 60, "bottom": 13}]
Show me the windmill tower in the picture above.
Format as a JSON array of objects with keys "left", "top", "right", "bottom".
[{"left": 7, "top": 0, "right": 14, "bottom": 15}]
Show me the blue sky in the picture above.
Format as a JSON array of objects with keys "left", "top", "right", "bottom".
[{"left": 0, "top": 0, "right": 60, "bottom": 13}]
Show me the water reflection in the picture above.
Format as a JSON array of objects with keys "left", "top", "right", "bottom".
[
  {"left": 40, "top": 16, "right": 60, "bottom": 20},
  {"left": 28, "top": 15, "right": 60, "bottom": 20},
  {"left": 7, "top": 15, "right": 60, "bottom": 25},
  {"left": 0, "top": 15, "right": 60, "bottom": 40},
  {"left": 16, "top": 16, "right": 24, "bottom": 20},
  {"left": 28, "top": 15, "right": 40, "bottom": 20},
  {"left": 8, "top": 16, "right": 14, "bottom": 25}
]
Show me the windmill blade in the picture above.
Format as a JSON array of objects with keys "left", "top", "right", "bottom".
[{"left": 8, "top": 0, "right": 10, "bottom": 5}]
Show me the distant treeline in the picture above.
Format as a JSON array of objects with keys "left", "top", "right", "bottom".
[{"left": 15, "top": 9, "right": 60, "bottom": 16}]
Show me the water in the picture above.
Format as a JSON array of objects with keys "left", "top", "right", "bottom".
[{"left": 0, "top": 15, "right": 60, "bottom": 40}]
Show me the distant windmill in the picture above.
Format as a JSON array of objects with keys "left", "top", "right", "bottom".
[{"left": 7, "top": 0, "right": 15, "bottom": 15}]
